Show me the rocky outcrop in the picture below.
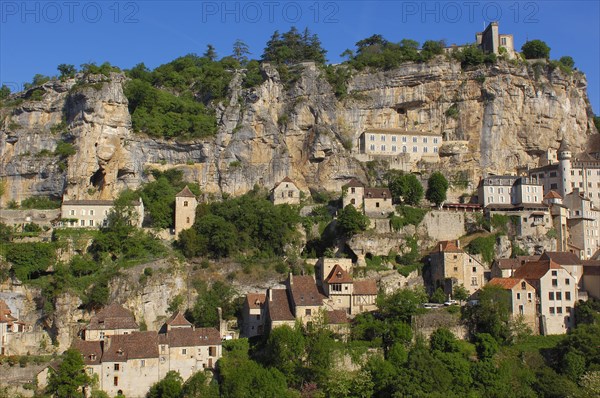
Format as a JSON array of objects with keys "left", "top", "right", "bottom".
[{"left": 0, "top": 59, "right": 596, "bottom": 204}]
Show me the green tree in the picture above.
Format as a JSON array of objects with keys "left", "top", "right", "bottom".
[
  {"left": 387, "top": 173, "right": 423, "bottom": 205},
  {"left": 475, "top": 333, "right": 499, "bottom": 360},
  {"left": 232, "top": 39, "right": 250, "bottom": 65},
  {"left": 452, "top": 284, "right": 469, "bottom": 305},
  {"left": 521, "top": 40, "right": 551, "bottom": 59},
  {"left": 426, "top": 172, "right": 449, "bottom": 207},
  {"left": 264, "top": 325, "right": 305, "bottom": 384},
  {"left": 204, "top": 44, "right": 218, "bottom": 61},
  {"left": 7, "top": 242, "right": 55, "bottom": 281},
  {"left": 430, "top": 328, "right": 459, "bottom": 353},
  {"left": 377, "top": 287, "right": 427, "bottom": 323},
  {"left": 430, "top": 287, "right": 446, "bottom": 303},
  {"left": 337, "top": 204, "right": 369, "bottom": 236},
  {"left": 57, "top": 64, "right": 76, "bottom": 79},
  {"left": 465, "top": 285, "right": 511, "bottom": 342},
  {"left": 180, "top": 370, "right": 219, "bottom": 398},
  {"left": 46, "top": 348, "right": 92, "bottom": 398},
  {"left": 147, "top": 371, "right": 183, "bottom": 398},
  {"left": 558, "top": 56, "right": 575, "bottom": 69},
  {"left": 0, "top": 85, "right": 10, "bottom": 99},
  {"left": 190, "top": 280, "right": 237, "bottom": 327},
  {"left": 0, "top": 222, "right": 14, "bottom": 243}
]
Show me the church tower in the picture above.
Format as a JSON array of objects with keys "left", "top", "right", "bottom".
[
  {"left": 174, "top": 186, "right": 197, "bottom": 236},
  {"left": 557, "top": 139, "right": 572, "bottom": 199}
]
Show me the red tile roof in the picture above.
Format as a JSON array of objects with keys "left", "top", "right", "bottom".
[
  {"left": 540, "top": 251, "right": 581, "bottom": 265},
  {"left": 353, "top": 279, "right": 378, "bottom": 295},
  {"left": 488, "top": 278, "right": 522, "bottom": 290},
  {"left": 325, "top": 264, "right": 353, "bottom": 284},
  {"left": 513, "top": 260, "right": 562, "bottom": 281},
  {"left": 267, "top": 289, "right": 295, "bottom": 322},
  {"left": 165, "top": 311, "right": 192, "bottom": 327},
  {"left": 544, "top": 191, "right": 562, "bottom": 199},
  {"left": 102, "top": 332, "right": 159, "bottom": 362},
  {"left": 165, "top": 327, "right": 221, "bottom": 347},
  {"left": 364, "top": 188, "right": 392, "bottom": 200},
  {"left": 325, "top": 310, "right": 349, "bottom": 325},
  {"left": 86, "top": 303, "right": 138, "bottom": 331},
  {"left": 246, "top": 293, "right": 266, "bottom": 310},
  {"left": 289, "top": 275, "right": 326, "bottom": 307},
  {"left": 72, "top": 339, "right": 103, "bottom": 365},
  {"left": 176, "top": 186, "right": 196, "bottom": 198},
  {"left": 0, "top": 300, "right": 17, "bottom": 324},
  {"left": 430, "top": 240, "right": 463, "bottom": 254}
]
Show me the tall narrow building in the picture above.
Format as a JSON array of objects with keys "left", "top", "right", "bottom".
[{"left": 174, "top": 186, "right": 197, "bottom": 236}]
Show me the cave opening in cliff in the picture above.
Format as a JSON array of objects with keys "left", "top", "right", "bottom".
[{"left": 90, "top": 168, "right": 105, "bottom": 190}]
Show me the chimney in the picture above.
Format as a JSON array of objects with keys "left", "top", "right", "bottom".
[
  {"left": 289, "top": 272, "right": 293, "bottom": 286},
  {"left": 439, "top": 243, "right": 443, "bottom": 251},
  {"left": 268, "top": 289, "right": 273, "bottom": 302},
  {"left": 456, "top": 240, "right": 460, "bottom": 249}
]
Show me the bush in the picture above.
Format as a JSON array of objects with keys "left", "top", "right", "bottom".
[
  {"left": 521, "top": 40, "right": 550, "bottom": 59},
  {"left": 54, "top": 141, "right": 76, "bottom": 157},
  {"left": 20, "top": 196, "right": 61, "bottom": 209},
  {"left": 467, "top": 235, "right": 497, "bottom": 264}
]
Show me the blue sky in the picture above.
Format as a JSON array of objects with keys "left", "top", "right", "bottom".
[{"left": 1, "top": 1, "right": 599, "bottom": 113}]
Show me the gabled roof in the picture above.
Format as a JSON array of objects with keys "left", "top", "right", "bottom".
[
  {"left": 513, "top": 260, "right": 562, "bottom": 281},
  {"left": 353, "top": 279, "right": 378, "bottom": 295},
  {"left": 289, "top": 275, "right": 326, "bottom": 307},
  {"left": 0, "top": 300, "right": 17, "bottom": 324},
  {"left": 344, "top": 178, "right": 364, "bottom": 188},
  {"left": 165, "top": 311, "right": 192, "bottom": 327},
  {"left": 164, "top": 327, "right": 220, "bottom": 347},
  {"left": 102, "top": 332, "right": 159, "bottom": 362},
  {"left": 273, "top": 177, "right": 297, "bottom": 189},
  {"left": 544, "top": 191, "right": 562, "bottom": 200},
  {"left": 325, "top": 264, "right": 353, "bottom": 284},
  {"left": 245, "top": 293, "right": 266, "bottom": 310},
  {"left": 325, "top": 310, "right": 349, "bottom": 325},
  {"left": 540, "top": 252, "right": 581, "bottom": 265},
  {"left": 72, "top": 339, "right": 103, "bottom": 365},
  {"left": 488, "top": 277, "right": 525, "bottom": 290},
  {"left": 495, "top": 255, "right": 539, "bottom": 270},
  {"left": 267, "top": 289, "right": 295, "bottom": 322},
  {"left": 176, "top": 186, "right": 196, "bottom": 198},
  {"left": 86, "top": 303, "right": 138, "bottom": 331},
  {"left": 364, "top": 188, "right": 392, "bottom": 200},
  {"left": 431, "top": 240, "right": 463, "bottom": 254}
]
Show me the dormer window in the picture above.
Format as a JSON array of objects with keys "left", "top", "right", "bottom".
[{"left": 117, "top": 349, "right": 124, "bottom": 356}]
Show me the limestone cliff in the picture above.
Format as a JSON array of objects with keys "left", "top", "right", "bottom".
[{"left": 0, "top": 59, "right": 597, "bottom": 203}]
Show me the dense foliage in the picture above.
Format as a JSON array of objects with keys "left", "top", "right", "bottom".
[
  {"left": 177, "top": 188, "right": 300, "bottom": 259},
  {"left": 262, "top": 27, "right": 327, "bottom": 65},
  {"left": 521, "top": 39, "right": 551, "bottom": 59},
  {"left": 426, "top": 172, "right": 449, "bottom": 207},
  {"left": 336, "top": 204, "right": 369, "bottom": 236},
  {"left": 46, "top": 348, "right": 91, "bottom": 398},
  {"left": 385, "top": 171, "right": 424, "bottom": 205}
]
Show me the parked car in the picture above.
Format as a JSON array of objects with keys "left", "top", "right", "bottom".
[{"left": 444, "top": 299, "right": 457, "bottom": 306}]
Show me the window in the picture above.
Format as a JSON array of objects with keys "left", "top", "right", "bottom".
[
  {"left": 381, "top": 145, "right": 386, "bottom": 151},
  {"left": 370, "top": 144, "right": 375, "bottom": 151},
  {"left": 114, "top": 377, "right": 118, "bottom": 386},
  {"left": 351, "top": 198, "right": 355, "bottom": 205},
  {"left": 81, "top": 209, "right": 86, "bottom": 216},
  {"left": 80, "top": 220, "right": 85, "bottom": 226},
  {"left": 412, "top": 146, "right": 417, "bottom": 153},
  {"left": 331, "top": 284, "right": 342, "bottom": 292},
  {"left": 305, "top": 309, "right": 312, "bottom": 316},
  {"left": 402, "top": 146, "right": 407, "bottom": 152},
  {"left": 552, "top": 271, "right": 558, "bottom": 276},
  {"left": 89, "top": 210, "right": 94, "bottom": 216},
  {"left": 565, "top": 278, "right": 570, "bottom": 285},
  {"left": 557, "top": 307, "right": 563, "bottom": 314},
  {"left": 527, "top": 292, "right": 532, "bottom": 301},
  {"left": 519, "top": 304, "right": 524, "bottom": 315},
  {"left": 161, "top": 345, "right": 166, "bottom": 354},
  {"left": 114, "top": 364, "right": 120, "bottom": 371},
  {"left": 565, "top": 292, "right": 571, "bottom": 301},
  {"left": 501, "top": 37, "right": 507, "bottom": 45},
  {"left": 550, "top": 171, "right": 557, "bottom": 177},
  {"left": 256, "top": 314, "right": 260, "bottom": 320},
  {"left": 423, "top": 147, "right": 428, "bottom": 153},
  {"left": 556, "top": 292, "right": 562, "bottom": 300},
  {"left": 184, "top": 201, "right": 188, "bottom": 207},
  {"left": 434, "top": 147, "right": 438, "bottom": 153},
  {"left": 182, "top": 348, "right": 187, "bottom": 355},
  {"left": 413, "top": 137, "right": 417, "bottom": 143},
  {"left": 351, "top": 187, "right": 355, "bottom": 194},
  {"left": 209, "top": 346, "right": 216, "bottom": 357},
  {"left": 392, "top": 136, "right": 397, "bottom": 142},
  {"left": 566, "top": 306, "right": 572, "bottom": 313},
  {"left": 370, "top": 135, "right": 375, "bottom": 141},
  {"left": 69, "top": 209, "right": 75, "bottom": 216},
  {"left": 517, "top": 293, "right": 521, "bottom": 300},
  {"left": 549, "top": 292, "right": 554, "bottom": 300},
  {"left": 141, "top": 360, "right": 145, "bottom": 367},
  {"left": 472, "top": 266, "right": 477, "bottom": 272},
  {"left": 288, "top": 191, "right": 294, "bottom": 198},
  {"left": 471, "top": 277, "right": 478, "bottom": 286},
  {"left": 402, "top": 136, "right": 407, "bottom": 142},
  {"left": 186, "top": 217, "right": 190, "bottom": 223},
  {"left": 552, "top": 279, "right": 558, "bottom": 287},
  {"left": 550, "top": 183, "right": 558, "bottom": 189},
  {"left": 89, "top": 220, "right": 94, "bottom": 226},
  {"left": 376, "top": 202, "right": 380, "bottom": 208},
  {"left": 392, "top": 146, "right": 397, "bottom": 152},
  {"left": 423, "top": 137, "right": 427, "bottom": 143},
  {"left": 381, "top": 135, "right": 385, "bottom": 141},
  {"left": 99, "top": 332, "right": 105, "bottom": 340},
  {"left": 433, "top": 138, "right": 438, "bottom": 144},
  {"left": 549, "top": 307, "right": 555, "bottom": 315}
]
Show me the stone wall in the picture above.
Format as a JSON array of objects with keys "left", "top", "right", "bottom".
[{"left": 421, "top": 210, "right": 466, "bottom": 242}]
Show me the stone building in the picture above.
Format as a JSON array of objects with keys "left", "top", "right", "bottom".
[
  {"left": 60, "top": 199, "right": 144, "bottom": 228},
  {"left": 562, "top": 189, "right": 600, "bottom": 259},
  {"left": 487, "top": 277, "right": 538, "bottom": 332},
  {"left": 428, "top": 240, "right": 487, "bottom": 296},
  {"left": 270, "top": 177, "right": 301, "bottom": 205},
  {"left": 357, "top": 129, "right": 442, "bottom": 169},
  {"left": 0, "top": 299, "right": 27, "bottom": 355},
  {"left": 476, "top": 22, "right": 516, "bottom": 59},
  {"left": 82, "top": 303, "right": 139, "bottom": 341},
  {"left": 513, "top": 259, "right": 580, "bottom": 335},
  {"left": 582, "top": 260, "right": 600, "bottom": 299},
  {"left": 491, "top": 256, "right": 540, "bottom": 278},
  {"left": 242, "top": 293, "right": 266, "bottom": 338},
  {"left": 174, "top": 186, "right": 197, "bottom": 236},
  {"left": 342, "top": 178, "right": 394, "bottom": 217},
  {"left": 58, "top": 307, "right": 222, "bottom": 398}
]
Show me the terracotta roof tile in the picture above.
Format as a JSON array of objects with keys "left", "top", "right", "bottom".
[
  {"left": 102, "top": 332, "right": 159, "bottom": 362},
  {"left": 513, "top": 260, "right": 562, "bottom": 281},
  {"left": 353, "top": 279, "right": 378, "bottom": 295},
  {"left": 431, "top": 240, "right": 463, "bottom": 254},
  {"left": 289, "top": 275, "right": 326, "bottom": 307},
  {"left": 544, "top": 191, "right": 562, "bottom": 199},
  {"left": 176, "top": 186, "right": 196, "bottom": 198},
  {"left": 165, "top": 311, "right": 192, "bottom": 327},
  {"left": 540, "top": 252, "right": 581, "bottom": 265},
  {"left": 488, "top": 278, "right": 522, "bottom": 290},
  {"left": 246, "top": 293, "right": 266, "bottom": 310},
  {"left": 86, "top": 303, "right": 138, "bottom": 331},
  {"left": 325, "top": 310, "right": 349, "bottom": 325},
  {"left": 364, "top": 188, "right": 392, "bottom": 200},
  {"left": 267, "top": 289, "right": 295, "bottom": 322},
  {"left": 72, "top": 339, "right": 103, "bottom": 365},
  {"left": 326, "top": 264, "right": 353, "bottom": 284},
  {"left": 165, "top": 327, "right": 220, "bottom": 347}
]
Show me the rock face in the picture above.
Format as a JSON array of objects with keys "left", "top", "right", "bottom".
[{"left": 0, "top": 59, "right": 596, "bottom": 204}]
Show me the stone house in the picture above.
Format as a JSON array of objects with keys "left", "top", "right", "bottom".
[
  {"left": 83, "top": 303, "right": 139, "bottom": 341},
  {"left": 56, "top": 308, "right": 222, "bottom": 398},
  {"left": 270, "top": 177, "right": 301, "bottom": 205},
  {"left": 487, "top": 278, "right": 538, "bottom": 333},
  {"left": 241, "top": 293, "right": 266, "bottom": 338},
  {"left": 563, "top": 188, "right": 600, "bottom": 259},
  {"left": 428, "top": 240, "right": 487, "bottom": 296},
  {"left": 491, "top": 256, "right": 540, "bottom": 278},
  {"left": 342, "top": 178, "right": 394, "bottom": 217},
  {"left": 582, "top": 260, "right": 600, "bottom": 299},
  {"left": 174, "top": 186, "right": 197, "bottom": 236},
  {"left": 0, "top": 299, "right": 27, "bottom": 355},
  {"left": 287, "top": 274, "right": 327, "bottom": 325},
  {"left": 539, "top": 252, "right": 583, "bottom": 288},
  {"left": 357, "top": 129, "right": 442, "bottom": 166},
  {"left": 60, "top": 199, "right": 144, "bottom": 229},
  {"left": 476, "top": 22, "right": 516, "bottom": 59},
  {"left": 264, "top": 288, "right": 296, "bottom": 331},
  {"left": 513, "top": 260, "right": 580, "bottom": 335}
]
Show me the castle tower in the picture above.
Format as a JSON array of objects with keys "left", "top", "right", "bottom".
[
  {"left": 557, "top": 139, "right": 572, "bottom": 199},
  {"left": 174, "top": 186, "right": 197, "bottom": 236}
]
